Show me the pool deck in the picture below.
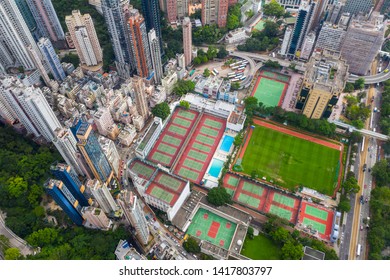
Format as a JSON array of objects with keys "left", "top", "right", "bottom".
[{"left": 203, "top": 132, "right": 237, "bottom": 188}]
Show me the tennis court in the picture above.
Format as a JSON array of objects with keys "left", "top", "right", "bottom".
[
  {"left": 156, "top": 174, "right": 182, "bottom": 191},
  {"left": 200, "top": 126, "right": 219, "bottom": 137},
  {"left": 276, "top": 74, "right": 289, "bottom": 82},
  {"left": 186, "top": 208, "right": 237, "bottom": 250},
  {"left": 251, "top": 77, "right": 287, "bottom": 107},
  {"left": 242, "top": 181, "right": 264, "bottom": 196},
  {"left": 162, "top": 135, "right": 181, "bottom": 146},
  {"left": 302, "top": 218, "right": 326, "bottom": 234},
  {"left": 254, "top": 20, "right": 265, "bottom": 31},
  {"left": 196, "top": 134, "right": 215, "bottom": 146},
  {"left": 151, "top": 152, "right": 172, "bottom": 165},
  {"left": 193, "top": 142, "right": 211, "bottom": 153},
  {"left": 305, "top": 205, "right": 329, "bottom": 221},
  {"left": 178, "top": 110, "right": 196, "bottom": 120},
  {"left": 157, "top": 143, "right": 177, "bottom": 155},
  {"left": 183, "top": 158, "right": 203, "bottom": 171},
  {"left": 149, "top": 185, "right": 174, "bottom": 204},
  {"left": 237, "top": 193, "right": 261, "bottom": 209},
  {"left": 204, "top": 119, "right": 222, "bottom": 129},
  {"left": 269, "top": 205, "right": 293, "bottom": 221},
  {"left": 261, "top": 71, "right": 276, "bottom": 79},
  {"left": 188, "top": 150, "right": 208, "bottom": 162},
  {"left": 178, "top": 167, "right": 199, "bottom": 181},
  {"left": 173, "top": 117, "right": 192, "bottom": 128},
  {"left": 225, "top": 188, "right": 235, "bottom": 196},
  {"left": 227, "top": 176, "right": 239, "bottom": 187},
  {"left": 168, "top": 125, "right": 187, "bottom": 136},
  {"left": 130, "top": 161, "right": 155, "bottom": 179},
  {"left": 272, "top": 193, "right": 296, "bottom": 208}
]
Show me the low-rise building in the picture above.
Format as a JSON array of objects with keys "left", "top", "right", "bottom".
[
  {"left": 161, "top": 70, "right": 178, "bottom": 95},
  {"left": 195, "top": 76, "right": 224, "bottom": 99},
  {"left": 118, "top": 125, "right": 137, "bottom": 147},
  {"left": 115, "top": 240, "right": 147, "bottom": 260},
  {"left": 225, "top": 28, "right": 251, "bottom": 44},
  {"left": 135, "top": 117, "right": 163, "bottom": 158}
]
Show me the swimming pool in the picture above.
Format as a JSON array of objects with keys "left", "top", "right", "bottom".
[
  {"left": 220, "top": 135, "right": 234, "bottom": 152},
  {"left": 209, "top": 159, "right": 224, "bottom": 178}
]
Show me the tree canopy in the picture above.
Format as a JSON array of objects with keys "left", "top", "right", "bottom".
[
  {"left": 5, "top": 248, "right": 21, "bottom": 260},
  {"left": 172, "top": 80, "right": 195, "bottom": 96},
  {"left": 179, "top": 100, "right": 190, "bottom": 109},
  {"left": 371, "top": 159, "right": 390, "bottom": 187},
  {"left": 206, "top": 187, "right": 231, "bottom": 206},
  {"left": 263, "top": 0, "right": 285, "bottom": 18},
  {"left": 183, "top": 236, "right": 200, "bottom": 253},
  {"left": 151, "top": 102, "right": 171, "bottom": 120}
]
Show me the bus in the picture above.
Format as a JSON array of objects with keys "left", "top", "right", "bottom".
[
  {"left": 227, "top": 72, "right": 235, "bottom": 76},
  {"left": 237, "top": 66, "right": 245, "bottom": 70},
  {"left": 235, "top": 73, "right": 243, "bottom": 78},
  {"left": 189, "top": 69, "right": 195, "bottom": 77},
  {"left": 239, "top": 76, "right": 246, "bottom": 81},
  {"left": 211, "top": 70, "right": 216, "bottom": 76},
  {"left": 356, "top": 244, "right": 361, "bottom": 257},
  {"left": 231, "top": 78, "right": 240, "bottom": 82},
  {"left": 213, "top": 68, "right": 219, "bottom": 75},
  {"left": 231, "top": 65, "right": 240, "bottom": 70}
]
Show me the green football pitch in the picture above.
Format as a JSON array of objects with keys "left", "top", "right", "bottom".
[
  {"left": 241, "top": 125, "right": 340, "bottom": 195},
  {"left": 252, "top": 77, "right": 286, "bottom": 107}
]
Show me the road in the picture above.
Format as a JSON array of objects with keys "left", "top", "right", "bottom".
[
  {"left": 348, "top": 60, "right": 380, "bottom": 260},
  {"left": 0, "top": 211, "right": 34, "bottom": 257}
]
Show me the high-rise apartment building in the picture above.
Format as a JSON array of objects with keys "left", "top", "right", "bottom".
[
  {"left": 340, "top": 13, "right": 384, "bottom": 75},
  {"left": 177, "top": 0, "right": 189, "bottom": 18},
  {"left": 309, "top": 0, "right": 328, "bottom": 31},
  {"left": 202, "top": 0, "right": 229, "bottom": 28},
  {"left": 0, "top": 76, "right": 61, "bottom": 141},
  {"left": 127, "top": 8, "right": 152, "bottom": 78},
  {"left": 165, "top": 0, "right": 177, "bottom": 23},
  {"left": 132, "top": 76, "right": 149, "bottom": 119},
  {"left": 53, "top": 128, "right": 88, "bottom": 176},
  {"left": 141, "top": 0, "right": 163, "bottom": 55},
  {"left": 296, "top": 50, "right": 348, "bottom": 119},
  {"left": 148, "top": 29, "right": 163, "bottom": 84},
  {"left": 81, "top": 206, "right": 112, "bottom": 230},
  {"left": 101, "top": 0, "right": 133, "bottom": 78},
  {"left": 327, "top": 1, "right": 343, "bottom": 24},
  {"left": 286, "top": 0, "right": 317, "bottom": 56},
  {"left": 98, "top": 136, "right": 121, "bottom": 176},
  {"left": 51, "top": 163, "right": 90, "bottom": 207},
  {"left": 182, "top": 17, "right": 192, "bottom": 67},
  {"left": 76, "top": 122, "right": 113, "bottom": 183},
  {"left": 45, "top": 179, "right": 84, "bottom": 226},
  {"left": 15, "top": 0, "right": 38, "bottom": 37},
  {"left": 315, "top": 23, "right": 346, "bottom": 52},
  {"left": 0, "top": 0, "right": 39, "bottom": 71},
  {"left": 277, "top": 0, "right": 301, "bottom": 9},
  {"left": 300, "top": 31, "right": 316, "bottom": 59},
  {"left": 93, "top": 107, "right": 114, "bottom": 136},
  {"left": 26, "top": 45, "right": 51, "bottom": 86},
  {"left": 26, "top": 0, "right": 65, "bottom": 43},
  {"left": 117, "top": 190, "right": 149, "bottom": 245},
  {"left": 86, "top": 179, "right": 118, "bottom": 214},
  {"left": 280, "top": 26, "right": 293, "bottom": 55},
  {"left": 38, "top": 37, "right": 66, "bottom": 81},
  {"left": 65, "top": 10, "right": 103, "bottom": 68},
  {"left": 343, "top": 0, "right": 373, "bottom": 16}
]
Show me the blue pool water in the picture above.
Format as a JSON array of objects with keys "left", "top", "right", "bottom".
[
  {"left": 220, "top": 135, "right": 234, "bottom": 152},
  {"left": 209, "top": 159, "right": 224, "bottom": 178}
]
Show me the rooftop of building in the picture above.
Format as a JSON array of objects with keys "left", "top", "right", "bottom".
[
  {"left": 228, "top": 111, "right": 246, "bottom": 125},
  {"left": 128, "top": 158, "right": 157, "bottom": 182},
  {"left": 115, "top": 240, "right": 146, "bottom": 260},
  {"left": 195, "top": 75, "right": 224, "bottom": 90},
  {"left": 302, "top": 246, "right": 325, "bottom": 260},
  {"left": 304, "top": 50, "right": 349, "bottom": 93},
  {"left": 182, "top": 94, "right": 235, "bottom": 116},
  {"left": 137, "top": 118, "right": 161, "bottom": 151}
]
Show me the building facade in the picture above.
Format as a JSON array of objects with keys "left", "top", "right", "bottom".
[
  {"left": 132, "top": 76, "right": 150, "bottom": 119},
  {"left": 86, "top": 179, "right": 118, "bottom": 214},
  {"left": 26, "top": 0, "right": 65, "bottom": 43},
  {"left": 127, "top": 8, "right": 153, "bottom": 78},
  {"left": 51, "top": 163, "right": 90, "bottom": 207},
  {"left": 141, "top": 0, "right": 163, "bottom": 55},
  {"left": 148, "top": 29, "right": 163, "bottom": 84},
  {"left": 81, "top": 206, "right": 112, "bottom": 230},
  {"left": 343, "top": 0, "right": 373, "bottom": 16},
  {"left": 76, "top": 122, "right": 113, "bottom": 183},
  {"left": 65, "top": 10, "right": 103, "bottom": 68},
  {"left": 45, "top": 179, "right": 84, "bottom": 226},
  {"left": 165, "top": 0, "right": 177, "bottom": 23},
  {"left": 315, "top": 23, "right": 346, "bottom": 52},
  {"left": 38, "top": 37, "right": 66, "bottom": 81},
  {"left": 182, "top": 17, "right": 192, "bottom": 67},
  {"left": 202, "top": 0, "right": 229, "bottom": 28}
]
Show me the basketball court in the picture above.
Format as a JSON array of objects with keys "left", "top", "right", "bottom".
[{"left": 187, "top": 208, "right": 237, "bottom": 250}]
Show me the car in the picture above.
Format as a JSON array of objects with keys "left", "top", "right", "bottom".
[
  {"left": 368, "top": 168, "right": 371, "bottom": 173},
  {"left": 360, "top": 225, "right": 363, "bottom": 231},
  {"left": 363, "top": 164, "right": 367, "bottom": 172}
]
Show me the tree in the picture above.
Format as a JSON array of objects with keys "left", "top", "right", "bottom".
[
  {"left": 342, "top": 174, "right": 360, "bottom": 194},
  {"left": 61, "top": 53, "right": 80, "bottom": 66},
  {"left": 183, "top": 236, "right": 200, "bottom": 253},
  {"left": 244, "top": 96, "right": 259, "bottom": 116},
  {"left": 193, "top": 56, "right": 202, "bottom": 65},
  {"left": 281, "top": 241, "right": 304, "bottom": 260},
  {"left": 350, "top": 131, "right": 363, "bottom": 144},
  {"left": 26, "top": 228, "right": 60, "bottom": 248},
  {"left": 172, "top": 80, "right": 195, "bottom": 96},
  {"left": 233, "top": 134, "right": 243, "bottom": 146},
  {"left": 227, "top": 14, "right": 239, "bottom": 30},
  {"left": 6, "top": 176, "right": 28, "bottom": 198},
  {"left": 203, "top": 68, "right": 211, "bottom": 77},
  {"left": 354, "top": 78, "right": 365, "bottom": 90},
  {"left": 5, "top": 248, "right": 21, "bottom": 260},
  {"left": 247, "top": 227, "right": 254, "bottom": 239},
  {"left": 337, "top": 196, "right": 351, "bottom": 213},
  {"left": 207, "top": 187, "right": 231, "bottom": 206},
  {"left": 270, "top": 227, "right": 291, "bottom": 244},
  {"left": 344, "top": 82, "right": 355, "bottom": 93},
  {"left": 263, "top": 0, "right": 285, "bottom": 18},
  {"left": 263, "top": 21, "right": 280, "bottom": 37},
  {"left": 231, "top": 82, "right": 240, "bottom": 91},
  {"left": 179, "top": 100, "right": 190, "bottom": 109},
  {"left": 151, "top": 102, "right": 171, "bottom": 120},
  {"left": 217, "top": 46, "right": 228, "bottom": 59},
  {"left": 206, "top": 46, "right": 218, "bottom": 60},
  {"left": 264, "top": 60, "right": 281, "bottom": 69},
  {"left": 372, "top": 160, "right": 390, "bottom": 186}
]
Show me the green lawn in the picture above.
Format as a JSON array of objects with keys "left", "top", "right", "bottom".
[
  {"left": 241, "top": 234, "right": 281, "bottom": 260},
  {"left": 241, "top": 125, "right": 340, "bottom": 195}
]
